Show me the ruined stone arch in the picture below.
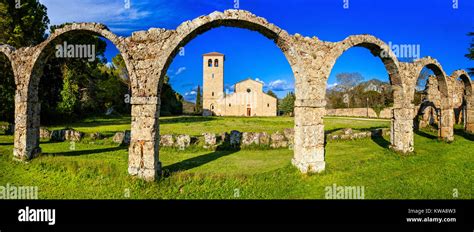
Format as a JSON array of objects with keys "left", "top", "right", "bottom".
[
  {"left": 29, "top": 23, "right": 133, "bottom": 89},
  {"left": 13, "top": 23, "right": 134, "bottom": 161},
  {"left": 451, "top": 70, "right": 472, "bottom": 97},
  {"left": 411, "top": 57, "right": 450, "bottom": 102},
  {"left": 410, "top": 57, "right": 453, "bottom": 141},
  {"left": 328, "top": 35, "right": 402, "bottom": 86},
  {"left": 324, "top": 34, "right": 414, "bottom": 152},
  {"left": 126, "top": 10, "right": 305, "bottom": 180},
  {"left": 159, "top": 10, "right": 296, "bottom": 86},
  {"left": 450, "top": 70, "right": 474, "bottom": 132}
]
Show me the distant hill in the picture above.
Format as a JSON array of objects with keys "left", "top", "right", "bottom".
[
  {"left": 328, "top": 79, "right": 391, "bottom": 93},
  {"left": 182, "top": 101, "right": 196, "bottom": 115}
]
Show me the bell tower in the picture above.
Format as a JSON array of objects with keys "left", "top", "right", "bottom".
[{"left": 202, "top": 52, "right": 225, "bottom": 116}]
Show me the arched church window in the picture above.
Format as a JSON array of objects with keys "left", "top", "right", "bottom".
[
  {"left": 208, "top": 59, "right": 212, "bottom": 67},
  {"left": 212, "top": 92, "right": 214, "bottom": 96},
  {"left": 214, "top": 59, "right": 219, "bottom": 67},
  {"left": 211, "top": 105, "right": 214, "bottom": 110}
]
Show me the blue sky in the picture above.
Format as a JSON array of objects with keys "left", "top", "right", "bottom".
[{"left": 40, "top": 0, "right": 474, "bottom": 101}]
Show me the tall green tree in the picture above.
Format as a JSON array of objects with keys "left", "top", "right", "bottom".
[
  {"left": 57, "top": 66, "right": 79, "bottom": 115},
  {"left": 279, "top": 92, "right": 295, "bottom": 116},
  {"left": 0, "top": 0, "right": 49, "bottom": 123},
  {"left": 160, "top": 75, "right": 183, "bottom": 116},
  {"left": 195, "top": 85, "right": 202, "bottom": 114}
]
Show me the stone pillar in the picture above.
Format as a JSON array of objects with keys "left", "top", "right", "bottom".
[
  {"left": 13, "top": 86, "right": 42, "bottom": 161},
  {"left": 464, "top": 101, "right": 474, "bottom": 133},
  {"left": 128, "top": 97, "right": 161, "bottom": 181},
  {"left": 439, "top": 108, "right": 454, "bottom": 142},
  {"left": 465, "top": 106, "right": 474, "bottom": 133},
  {"left": 292, "top": 100, "right": 326, "bottom": 173},
  {"left": 391, "top": 107, "right": 414, "bottom": 153}
]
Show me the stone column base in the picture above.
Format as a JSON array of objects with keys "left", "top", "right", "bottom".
[
  {"left": 13, "top": 147, "right": 42, "bottom": 161},
  {"left": 466, "top": 123, "right": 474, "bottom": 134},
  {"left": 291, "top": 158, "right": 325, "bottom": 174},
  {"left": 128, "top": 161, "right": 162, "bottom": 181}
]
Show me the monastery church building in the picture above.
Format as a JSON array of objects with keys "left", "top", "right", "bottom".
[{"left": 202, "top": 52, "right": 277, "bottom": 116}]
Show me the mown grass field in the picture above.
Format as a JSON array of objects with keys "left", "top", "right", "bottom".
[{"left": 0, "top": 116, "right": 472, "bottom": 199}]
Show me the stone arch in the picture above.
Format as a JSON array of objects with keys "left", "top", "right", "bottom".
[
  {"left": 411, "top": 57, "right": 453, "bottom": 141},
  {"left": 159, "top": 10, "right": 295, "bottom": 86},
  {"left": 325, "top": 34, "right": 413, "bottom": 153},
  {"left": 415, "top": 101, "right": 438, "bottom": 130},
  {"left": 450, "top": 70, "right": 473, "bottom": 132},
  {"left": 13, "top": 23, "right": 134, "bottom": 161},
  {"left": 127, "top": 10, "right": 302, "bottom": 180},
  {"left": 329, "top": 35, "right": 402, "bottom": 86},
  {"left": 30, "top": 23, "right": 133, "bottom": 87}
]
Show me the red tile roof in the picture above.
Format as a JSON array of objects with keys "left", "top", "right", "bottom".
[{"left": 203, "top": 52, "right": 225, "bottom": 56}]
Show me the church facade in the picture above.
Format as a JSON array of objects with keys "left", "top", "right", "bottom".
[{"left": 202, "top": 52, "right": 277, "bottom": 116}]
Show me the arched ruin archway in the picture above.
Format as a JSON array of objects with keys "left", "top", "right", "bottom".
[
  {"left": 410, "top": 57, "right": 453, "bottom": 141},
  {"left": 324, "top": 35, "right": 414, "bottom": 153},
  {"left": 126, "top": 10, "right": 303, "bottom": 180},
  {"left": 13, "top": 23, "right": 133, "bottom": 161},
  {"left": 451, "top": 70, "right": 473, "bottom": 133}
]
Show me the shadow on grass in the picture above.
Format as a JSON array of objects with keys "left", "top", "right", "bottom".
[
  {"left": 415, "top": 130, "right": 438, "bottom": 140},
  {"left": 0, "top": 142, "right": 13, "bottom": 146},
  {"left": 160, "top": 116, "right": 216, "bottom": 124},
  {"left": 42, "top": 146, "right": 126, "bottom": 157},
  {"left": 163, "top": 146, "right": 240, "bottom": 176},
  {"left": 370, "top": 135, "right": 390, "bottom": 149},
  {"left": 325, "top": 126, "right": 389, "bottom": 135},
  {"left": 454, "top": 129, "right": 474, "bottom": 141}
]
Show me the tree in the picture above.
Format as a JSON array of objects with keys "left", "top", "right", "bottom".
[
  {"left": 466, "top": 32, "right": 474, "bottom": 76},
  {"left": 0, "top": 0, "right": 49, "bottom": 123},
  {"left": 279, "top": 92, "right": 295, "bottom": 116},
  {"left": 57, "top": 66, "right": 79, "bottom": 115},
  {"left": 195, "top": 85, "right": 202, "bottom": 114},
  {"left": 159, "top": 75, "right": 183, "bottom": 116},
  {"left": 0, "top": 0, "right": 49, "bottom": 48},
  {"left": 266, "top": 90, "right": 277, "bottom": 99}
]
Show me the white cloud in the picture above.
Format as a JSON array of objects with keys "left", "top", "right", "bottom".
[
  {"left": 327, "top": 83, "right": 338, "bottom": 89},
  {"left": 185, "top": 90, "right": 197, "bottom": 96},
  {"left": 255, "top": 78, "right": 264, "bottom": 84},
  {"left": 39, "top": 0, "right": 168, "bottom": 34},
  {"left": 175, "top": 67, "right": 187, "bottom": 76},
  {"left": 267, "top": 79, "right": 294, "bottom": 91}
]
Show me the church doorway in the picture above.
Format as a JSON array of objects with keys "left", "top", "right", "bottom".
[{"left": 247, "top": 108, "right": 251, "bottom": 116}]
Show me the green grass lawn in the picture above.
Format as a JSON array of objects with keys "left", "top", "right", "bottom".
[
  {"left": 45, "top": 115, "right": 390, "bottom": 136},
  {"left": 0, "top": 116, "right": 472, "bottom": 199}
]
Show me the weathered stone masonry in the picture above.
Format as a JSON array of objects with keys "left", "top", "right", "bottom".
[{"left": 1, "top": 10, "right": 472, "bottom": 181}]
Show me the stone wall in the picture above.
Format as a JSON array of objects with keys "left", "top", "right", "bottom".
[{"left": 326, "top": 108, "right": 378, "bottom": 118}]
